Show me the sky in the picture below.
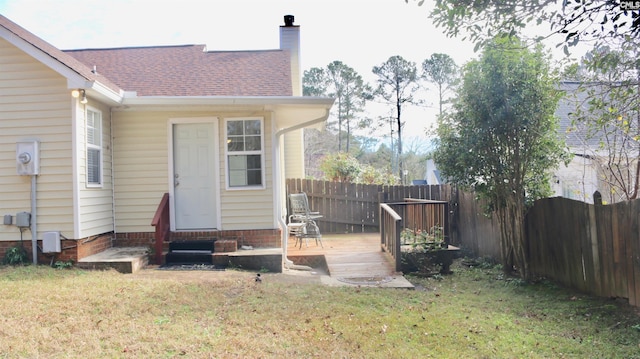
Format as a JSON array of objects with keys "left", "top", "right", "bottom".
[{"left": 0, "top": 0, "right": 581, "bottom": 146}]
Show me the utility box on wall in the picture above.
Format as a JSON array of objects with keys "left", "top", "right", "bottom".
[
  {"left": 15, "top": 211, "right": 30, "bottom": 228},
  {"left": 42, "top": 232, "right": 61, "bottom": 253},
  {"left": 16, "top": 141, "right": 39, "bottom": 175}
]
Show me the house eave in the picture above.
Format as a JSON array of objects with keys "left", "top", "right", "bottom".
[
  {"left": 85, "top": 82, "right": 125, "bottom": 105},
  {"left": 0, "top": 24, "right": 88, "bottom": 89},
  {"left": 116, "top": 95, "right": 335, "bottom": 129}
]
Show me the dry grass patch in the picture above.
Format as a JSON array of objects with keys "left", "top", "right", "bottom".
[{"left": 0, "top": 261, "right": 638, "bottom": 358}]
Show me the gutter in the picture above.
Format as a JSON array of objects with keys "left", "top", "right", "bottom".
[
  {"left": 274, "top": 109, "right": 330, "bottom": 270},
  {"left": 119, "top": 95, "right": 334, "bottom": 107}
]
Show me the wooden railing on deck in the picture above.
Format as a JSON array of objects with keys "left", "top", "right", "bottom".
[
  {"left": 379, "top": 199, "right": 450, "bottom": 271},
  {"left": 393, "top": 199, "right": 449, "bottom": 245},
  {"left": 380, "top": 203, "right": 402, "bottom": 271},
  {"left": 151, "top": 193, "right": 170, "bottom": 265}
]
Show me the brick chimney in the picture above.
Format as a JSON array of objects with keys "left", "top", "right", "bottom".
[{"left": 280, "top": 15, "right": 301, "bottom": 96}]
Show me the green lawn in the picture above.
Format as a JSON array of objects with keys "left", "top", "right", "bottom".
[{"left": 0, "top": 260, "right": 638, "bottom": 358}]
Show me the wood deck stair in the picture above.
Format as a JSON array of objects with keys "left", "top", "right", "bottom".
[{"left": 287, "top": 233, "right": 414, "bottom": 288}]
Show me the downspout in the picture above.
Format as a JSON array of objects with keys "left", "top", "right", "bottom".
[
  {"left": 31, "top": 174, "right": 37, "bottom": 264},
  {"left": 274, "top": 109, "right": 330, "bottom": 270},
  {"left": 110, "top": 108, "right": 116, "bottom": 237}
]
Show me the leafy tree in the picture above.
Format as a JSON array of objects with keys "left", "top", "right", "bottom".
[
  {"left": 372, "top": 55, "right": 420, "bottom": 182},
  {"left": 568, "top": 40, "right": 640, "bottom": 202},
  {"left": 320, "top": 152, "right": 399, "bottom": 185},
  {"left": 421, "top": 53, "right": 459, "bottom": 116},
  {"left": 359, "top": 142, "right": 394, "bottom": 174},
  {"left": 303, "top": 62, "right": 370, "bottom": 152},
  {"left": 432, "top": 35, "right": 567, "bottom": 280},
  {"left": 359, "top": 165, "right": 400, "bottom": 185},
  {"left": 303, "top": 67, "right": 328, "bottom": 97},
  {"left": 327, "top": 61, "right": 371, "bottom": 152},
  {"left": 304, "top": 128, "right": 339, "bottom": 179},
  {"left": 414, "top": 0, "right": 639, "bottom": 55},
  {"left": 319, "top": 152, "right": 361, "bottom": 182},
  {"left": 402, "top": 137, "right": 431, "bottom": 182}
]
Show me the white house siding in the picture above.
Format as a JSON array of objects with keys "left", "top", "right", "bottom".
[
  {"left": 219, "top": 113, "right": 274, "bottom": 230},
  {"left": 112, "top": 110, "right": 274, "bottom": 233},
  {"left": 76, "top": 100, "right": 114, "bottom": 238},
  {"left": 0, "top": 38, "right": 74, "bottom": 241},
  {"left": 283, "top": 129, "right": 304, "bottom": 179}
]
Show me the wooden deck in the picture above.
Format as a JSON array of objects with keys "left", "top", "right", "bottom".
[{"left": 285, "top": 232, "right": 414, "bottom": 288}]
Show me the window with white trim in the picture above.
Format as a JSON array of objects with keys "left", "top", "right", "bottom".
[
  {"left": 86, "top": 108, "right": 102, "bottom": 186},
  {"left": 225, "top": 118, "right": 264, "bottom": 188}
]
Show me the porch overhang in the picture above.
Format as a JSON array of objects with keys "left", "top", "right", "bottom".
[{"left": 113, "top": 95, "right": 334, "bottom": 130}]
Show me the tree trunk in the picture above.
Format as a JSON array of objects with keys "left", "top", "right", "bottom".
[
  {"left": 497, "top": 193, "right": 529, "bottom": 280},
  {"left": 397, "top": 101, "right": 403, "bottom": 182}
]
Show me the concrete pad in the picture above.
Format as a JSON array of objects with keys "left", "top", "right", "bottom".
[
  {"left": 77, "top": 247, "right": 148, "bottom": 274},
  {"left": 321, "top": 274, "right": 415, "bottom": 289}
]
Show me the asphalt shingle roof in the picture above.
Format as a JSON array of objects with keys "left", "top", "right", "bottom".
[
  {"left": 64, "top": 45, "right": 293, "bottom": 97},
  {"left": 1, "top": 14, "right": 293, "bottom": 97}
]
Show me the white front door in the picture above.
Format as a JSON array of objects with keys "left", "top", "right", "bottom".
[{"left": 172, "top": 121, "right": 218, "bottom": 230}]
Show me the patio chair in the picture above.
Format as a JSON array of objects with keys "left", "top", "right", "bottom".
[{"left": 287, "top": 193, "right": 323, "bottom": 248}]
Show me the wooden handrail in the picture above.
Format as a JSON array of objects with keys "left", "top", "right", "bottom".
[
  {"left": 151, "top": 193, "right": 170, "bottom": 265},
  {"left": 380, "top": 203, "right": 402, "bottom": 271},
  {"left": 151, "top": 193, "right": 169, "bottom": 226}
]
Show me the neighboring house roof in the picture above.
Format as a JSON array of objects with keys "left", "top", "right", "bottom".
[
  {"left": 65, "top": 46, "right": 293, "bottom": 96},
  {"left": 0, "top": 14, "right": 121, "bottom": 94}
]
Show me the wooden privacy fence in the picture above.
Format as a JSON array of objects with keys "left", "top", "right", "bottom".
[
  {"left": 285, "top": 179, "right": 453, "bottom": 234},
  {"left": 526, "top": 197, "right": 640, "bottom": 307},
  {"left": 287, "top": 179, "right": 640, "bottom": 307}
]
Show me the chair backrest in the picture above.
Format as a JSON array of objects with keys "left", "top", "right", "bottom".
[{"left": 289, "top": 193, "right": 310, "bottom": 217}]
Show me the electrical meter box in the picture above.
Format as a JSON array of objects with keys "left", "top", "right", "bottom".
[
  {"left": 16, "top": 211, "right": 31, "bottom": 228},
  {"left": 16, "top": 141, "right": 39, "bottom": 175}
]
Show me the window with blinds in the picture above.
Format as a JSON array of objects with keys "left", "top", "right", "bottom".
[{"left": 86, "top": 108, "right": 102, "bottom": 186}]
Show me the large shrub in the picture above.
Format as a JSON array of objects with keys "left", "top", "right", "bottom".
[{"left": 319, "top": 153, "right": 361, "bottom": 182}]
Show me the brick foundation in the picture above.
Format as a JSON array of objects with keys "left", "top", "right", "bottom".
[
  {"left": 0, "top": 233, "right": 114, "bottom": 265},
  {"left": 214, "top": 240, "right": 237, "bottom": 252},
  {"left": 0, "top": 228, "right": 282, "bottom": 266},
  {"left": 112, "top": 229, "right": 281, "bottom": 249},
  {"left": 168, "top": 229, "right": 282, "bottom": 248}
]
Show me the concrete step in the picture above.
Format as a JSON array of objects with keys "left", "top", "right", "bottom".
[
  {"left": 169, "top": 240, "right": 215, "bottom": 252},
  {"left": 77, "top": 247, "right": 148, "bottom": 274},
  {"left": 165, "top": 250, "right": 213, "bottom": 265}
]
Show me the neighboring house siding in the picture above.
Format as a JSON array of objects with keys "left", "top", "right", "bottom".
[
  {"left": 112, "top": 110, "right": 275, "bottom": 233},
  {"left": 0, "top": 38, "right": 74, "bottom": 240},
  {"left": 76, "top": 100, "right": 114, "bottom": 237},
  {"left": 552, "top": 155, "right": 599, "bottom": 203}
]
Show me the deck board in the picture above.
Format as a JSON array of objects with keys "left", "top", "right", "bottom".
[{"left": 286, "top": 233, "right": 411, "bottom": 288}]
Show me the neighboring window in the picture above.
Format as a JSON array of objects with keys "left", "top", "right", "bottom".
[
  {"left": 86, "top": 108, "right": 102, "bottom": 186},
  {"left": 226, "top": 118, "right": 263, "bottom": 188}
]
